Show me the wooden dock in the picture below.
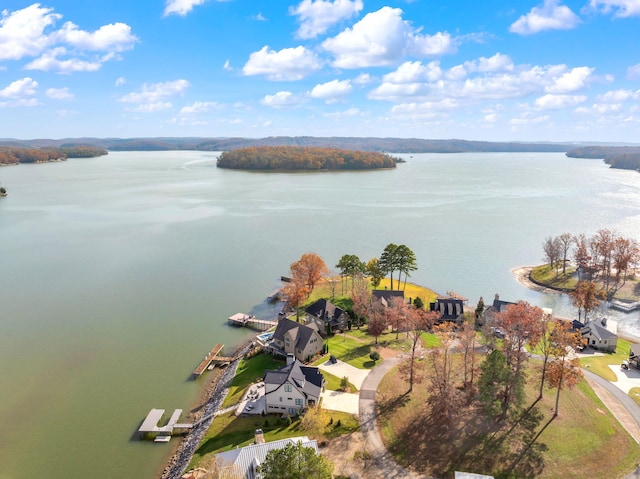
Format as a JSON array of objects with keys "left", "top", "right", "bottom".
[
  {"left": 138, "top": 408, "right": 193, "bottom": 441},
  {"left": 192, "top": 344, "right": 226, "bottom": 378},
  {"left": 228, "top": 313, "right": 277, "bottom": 331}
]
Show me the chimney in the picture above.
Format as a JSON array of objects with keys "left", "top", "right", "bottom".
[
  {"left": 254, "top": 429, "right": 265, "bottom": 444},
  {"left": 286, "top": 353, "right": 295, "bottom": 365}
]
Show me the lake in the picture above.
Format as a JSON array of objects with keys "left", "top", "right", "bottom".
[{"left": 1, "top": 151, "right": 639, "bottom": 479}]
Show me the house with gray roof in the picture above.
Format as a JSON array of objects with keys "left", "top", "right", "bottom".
[
  {"left": 264, "top": 356, "right": 324, "bottom": 415},
  {"left": 372, "top": 289, "right": 405, "bottom": 308},
  {"left": 269, "top": 318, "right": 323, "bottom": 363},
  {"left": 430, "top": 297, "right": 465, "bottom": 324},
  {"left": 214, "top": 435, "right": 318, "bottom": 479},
  {"left": 581, "top": 319, "right": 618, "bottom": 353},
  {"left": 479, "top": 293, "right": 516, "bottom": 326},
  {"left": 305, "top": 298, "right": 347, "bottom": 336}
]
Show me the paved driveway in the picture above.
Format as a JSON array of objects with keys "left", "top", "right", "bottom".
[
  {"left": 318, "top": 359, "right": 371, "bottom": 389},
  {"left": 608, "top": 365, "right": 640, "bottom": 394},
  {"left": 320, "top": 389, "right": 360, "bottom": 414}
]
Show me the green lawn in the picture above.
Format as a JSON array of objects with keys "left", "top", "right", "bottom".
[
  {"left": 190, "top": 411, "right": 359, "bottom": 469},
  {"left": 221, "top": 353, "right": 285, "bottom": 408},
  {"left": 321, "top": 369, "right": 358, "bottom": 392},
  {"left": 319, "top": 334, "right": 378, "bottom": 369},
  {"left": 580, "top": 338, "right": 634, "bottom": 382},
  {"left": 531, "top": 264, "right": 578, "bottom": 289}
]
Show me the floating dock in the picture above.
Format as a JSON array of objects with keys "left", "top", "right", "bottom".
[
  {"left": 609, "top": 300, "right": 640, "bottom": 313},
  {"left": 192, "top": 344, "right": 235, "bottom": 378},
  {"left": 228, "top": 313, "right": 277, "bottom": 331},
  {"left": 138, "top": 408, "right": 193, "bottom": 441}
]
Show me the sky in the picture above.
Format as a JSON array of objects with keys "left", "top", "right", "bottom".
[{"left": 1, "top": 0, "right": 639, "bottom": 142}]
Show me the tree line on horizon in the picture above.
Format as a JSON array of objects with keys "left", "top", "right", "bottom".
[
  {"left": 566, "top": 145, "right": 640, "bottom": 172},
  {"left": 0, "top": 145, "right": 107, "bottom": 165}
]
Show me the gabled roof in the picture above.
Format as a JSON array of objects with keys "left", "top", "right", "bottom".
[
  {"left": 272, "top": 318, "right": 318, "bottom": 350},
  {"left": 430, "top": 298, "right": 464, "bottom": 320},
  {"left": 264, "top": 359, "right": 323, "bottom": 399},
  {"left": 305, "top": 298, "right": 345, "bottom": 326},
  {"left": 372, "top": 290, "right": 405, "bottom": 308},
  {"left": 215, "top": 437, "right": 318, "bottom": 479},
  {"left": 492, "top": 296, "right": 515, "bottom": 313},
  {"left": 581, "top": 320, "right": 617, "bottom": 341}
]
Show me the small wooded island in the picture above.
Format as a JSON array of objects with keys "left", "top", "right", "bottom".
[{"left": 216, "top": 146, "right": 402, "bottom": 171}]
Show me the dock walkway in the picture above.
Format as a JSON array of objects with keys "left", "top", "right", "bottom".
[
  {"left": 192, "top": 344, "right": 225, "bottom": 378},
  {"left": 228, "top": 313, "right": 277, "bottom": 331}
]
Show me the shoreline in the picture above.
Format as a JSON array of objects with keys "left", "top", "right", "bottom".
[
  {"left": 159, "top": 339, "right": 255, "bottom": 479},
  {"left": 512, "top": 265, "right": 640, "bottom": 344}
]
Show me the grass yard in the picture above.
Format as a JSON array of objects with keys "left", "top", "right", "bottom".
[
  {"left": 190, "top": 411, "right": 359, "bottom": 469},
  {"left": 322, "top": 334, "right": 377, "bottom": 369},
  {"left": 221, "top": 353, "right": 285, "bottom": 408},
  {"left": 530, "top": 264, "right": 577, "bottom": 289},
  {"left": 580, "top": 337, "right": 634, "bottom": 382},
  {"left": 377, "top": 357, "right": 640, "bottom": 479},
  {"left": 321, "top": 369, "right": 358, "bottom": 392}
]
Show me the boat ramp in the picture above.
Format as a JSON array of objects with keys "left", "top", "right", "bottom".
[{"left": 228, "top": 313, "right": 277, "bottom": 331}]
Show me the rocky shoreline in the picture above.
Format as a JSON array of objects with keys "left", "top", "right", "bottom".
[{"left": 160, "top": 340, "right": 253, "bottom": 479}]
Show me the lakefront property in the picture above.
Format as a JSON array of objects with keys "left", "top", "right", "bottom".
[{"left": 169, "top": 242, "right": 640, "bottom": 479}]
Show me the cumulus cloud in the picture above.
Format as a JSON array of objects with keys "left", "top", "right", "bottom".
[
  {"left": 164, "top": 0, "right": 207, "bottom": 17},
  {"left": 253, "top": 13, "right": 267, "bottom": 21},
  {"left": 597, "top": 89, "right": 640, "bottom": 102},
  {"left": 353, "top": 73, "right": 373, "bottom": 85},
  {"left": 588, "top": 0, "right": 640, "bottom": 17},
  {"left": 260, "top": 91, "right": 305, "bottom": 108},
  {"left": 510, "top": 0, "right": 581, "bottom": 35},
  {"left": 0, "top": 4, "right": 137, "bottom": 73},
  {"left": 291, "top": 0, "right": 363, "bottom": 39},
  {"left": 115, "top": 77, "right": 126, "bottom": 86},
  {"left": 179, "top": 101, "right": 220, "bottom": 114},
  {"left": 223, "top": 59, "right": 233, "bottom": 71},
  {"left": 46, "top": 87, "right": 74, "bottom": 100},
  {"left": 0, "top": 77, "right": 39, "bottom": 107},
  {"left": 0, "top": 77, "right": 38, "bottom": 98},
  {"left": 243, "top": 46, "right": 322, "bottom": 81},
  {"left": 119, "top": 80, "right": 190, "bottom": 112},
  {"left": 322, "top": 7, "right": 456, "bottom": 69},
  {"left": 534, "top": 93, "right": 587, "bottom": 109},
  {"left": 323, "top": 107, "right": 367, "bottom": 118},
  {"left": 0, "top": 4, "right": 60, "bottom": 61},
  {"left": 545, "top": 66, "right": 593, "bottom": 93},
  {"left": 309, "top": 79, "right": 352, "bottom": 101},
  {"left": 627, "top": 63, "right": 640, "bottom": 80}
]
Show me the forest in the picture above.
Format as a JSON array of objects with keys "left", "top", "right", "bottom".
[
  {"left": 566, "top": 146, "right": 640, "bottom": 172},
  {"left": 0, "top": 146, "right": 107, "bottom": 165},
  {"left": 216, "top": 146, "right": 400, "bottom": 171}
]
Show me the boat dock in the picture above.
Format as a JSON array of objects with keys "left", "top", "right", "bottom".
[
  {"left": 138, "top": 408, "right": 193, "bottom": 441},
  {"left": 609, "top": 300, "right": 640, "bottom": 313},
  {"left": 192, "top": 344, "right": 235, "bottom": 378},
  {"left": 228, "top": 313, "right": 277, "bottom": 331}
]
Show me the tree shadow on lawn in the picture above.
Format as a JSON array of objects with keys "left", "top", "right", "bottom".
[
  {"left": 385, "top": 402, "right": 547, "bottom": 479},
  {"left": 338, "top": 344, "right": 375, "bottom": 368}
]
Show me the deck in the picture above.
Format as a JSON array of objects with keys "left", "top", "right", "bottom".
[
  {"left": 228, "top": 313, "right": 277, "bottom": 331},
  {"left": 138, "top": 408, "right": 193, "bottom": 441},
  {"left": 192, "top": 344, "right": 225, "bottom": 378}
]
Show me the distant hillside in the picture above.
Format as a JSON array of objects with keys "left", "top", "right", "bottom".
[
  {"left": 566, "top": 146, "right": 640, "bottom": 172},
  {"left": 0, "top": 136, "right": 575, "bottom": 153},
  {"left": 216, "top": 146, "right": 400, "bottom": 171}
]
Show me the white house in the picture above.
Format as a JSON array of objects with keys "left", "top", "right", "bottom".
[{"left": 264, "top": 356, "right": 324, "bottom": 415}]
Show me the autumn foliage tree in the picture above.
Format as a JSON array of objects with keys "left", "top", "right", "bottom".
[
  {"left": 400, "top": 307, "right": 439, "bottom": 392},
  {"left": 291, "top": 253, "right": 328, "bottom": 292}
]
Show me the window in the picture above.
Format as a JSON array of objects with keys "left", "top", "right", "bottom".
[
  {"left": 279, "top": 397, "right": 282, "bottom": 402},
  {"left": 295, "top": 398, "right": 302, "bottom": 406},
  {"left": 284, "top": 384, "right": 292, "bottom": 392}
]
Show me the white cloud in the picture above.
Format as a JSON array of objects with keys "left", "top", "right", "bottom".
[
  {"left": 545, "top": 66, "right": 593, "bottom": 93},
  {"left": 510, "top": 0, "right": 581, "bottom": 35},
  {"left": 382, "top": 61, "right": 443, "bottom": 84},
  {"left": 353, "top": 73, "right": 373, "bottom": 85},
  {"left": 588, "top": 0, "right": 640, "bottom": 17},
  {"left": 291, "top": 0, "right": 363, "bottom": 39},
  {"left": 510, "top": 113, "right": 551, "bottom": 126},
  {"left": 322, "top": 7, "right": 455, "bottom": 69},
  {"left": 25, "top": 47, "right": 103, "bottom": 72},
  {"left": 260, "top": 91, "right": 304, "bottom": 108},
  {"left": 127, "top": 102, "right": 173, "bottom": 112},
  {"left": 465, "top": 53, "right": 514, "bottom": 73},
  {"left": 243, "top": 46, "right": 322, "bottom": 81},
  {"left": 0, "top": 4, "right": 60, "bottom": 61},
  {"left": 323, "top": 107, "right": 367, "bottom": 118},
  {"left": 115, "top": 77, "right": 126, "bottom": 86},
  {"left": 179, "top": 101, "right": 220, "bottom": 114},
  {"left": 597, "top": 89, "right": 640, "bottom": 102},
  {"left": 391, "top": 99, "right": 459, "bottom": 114},
  {"left": 309, "top": 79, "right": 352, "bottom": 102},
  {"left": 46, "top": 87, "right": 74, "bottom": 100},
  {"left": 119, "top": 80, "right": 190, "bottom": 112},
  {"left": 0, "top": 77, "right": 38, "bottom": 98},
  {"left": 534, "top": 93, "right": 587, "bottom": 109},
  {"left": 0, "top": 5, "right": 137, "bottom": 73},
  {"left": 164, "top": 0, "right": 207, "bottom": 17},
  {"left": 627, "top": 63, "right": 640, "bottom": 80},
  {"left": 253, "top": 13, "right": 267, "bottom": 21},
  {"left": 51, "top": 22, "right": 137, "bottom": 52},
  {"left": 223, "top": 59, "right": 232, "bottom": 71}
]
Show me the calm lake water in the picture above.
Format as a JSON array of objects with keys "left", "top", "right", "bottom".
[{"left": 1, "top": 151, "right": 639, "bottom": 479}]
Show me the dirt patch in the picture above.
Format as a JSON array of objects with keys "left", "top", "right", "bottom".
[{"left": 320, "top": 431, "right": 384, "bottom": 479}]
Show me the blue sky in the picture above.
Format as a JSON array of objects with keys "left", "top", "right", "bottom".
[{"left": 1, "top": 0, "right": 639, "bottom": 142}]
